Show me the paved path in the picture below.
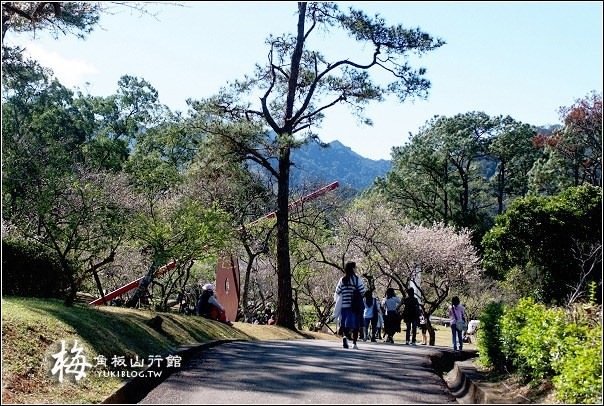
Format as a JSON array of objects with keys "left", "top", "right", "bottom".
[{"left": 139, "top": 339, "right": 457, "bottom": 404}]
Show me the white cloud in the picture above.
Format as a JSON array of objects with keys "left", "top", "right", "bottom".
[{"left": 22, "top": 43, "right": 99, "bottom": 88}]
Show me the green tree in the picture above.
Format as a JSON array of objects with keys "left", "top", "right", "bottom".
[
  {"left": 2, "top": 51, "right": 131, "bottom": 305},
  {"left": 128, "top": 195, "right": 233, "bottom": 311},
  {"left": 377, "top": 111, "right": 501, "bottom": 246},
  {"left": 5, "top": 166, "right": 132, "bottom": 305},
  {"left": 527, "top": 145, "right": 571, "bottom": 196},
  {"left": 529, "top": 92, "right": 602, "bottom": 193},
  {"left": 376, "top": 120, "right": 453, "bottom": 225},
  {"left": 77, "top": 75, "right": 168, "bottom": 172},
  {"left": 482, "top": 184, "right": 602, "bottom": 305},
  {"left": 123, "top": 116, "right": 237, "bottom": 309},
  {"left": 486, "top": 116, "right": 539, "bottom": 214},
  {"left": 2, "top": 1, "right": 159, "bottom": 45},
  {"left": 2, "top": 48, "right": 89, "bottom": 210},
  {"left": 1, "top": 50, "right": 189, "bottom": 306},
  {"left": 190, "top": 2, "right": 444, "bottom": 329},
  {"left": 2, "top": 2, "right": 101, "bottom": 43}
]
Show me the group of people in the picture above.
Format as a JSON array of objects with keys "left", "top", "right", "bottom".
[
  {"left": 333, "top": 261, "right": 466, "bottom": 351},
  {"left": 191, "top": 261, "right": 470, "bottom": 352}
]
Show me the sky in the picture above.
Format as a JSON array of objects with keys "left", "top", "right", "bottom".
[{"left": 3, "top": 1, "right": 603, "bottom": 160}]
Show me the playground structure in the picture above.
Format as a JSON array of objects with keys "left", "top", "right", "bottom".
[{"left": 89, "top": 180, "right": 340, "bottom": 315}]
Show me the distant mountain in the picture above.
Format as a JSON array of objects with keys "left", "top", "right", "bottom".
[{"left": 290, "top": 140, "right": 391, "bottom": 192}]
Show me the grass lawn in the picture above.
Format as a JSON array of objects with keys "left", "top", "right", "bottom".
[
  {"left": 1, "top": 297, "right": 306, "bottom": 404},
  {"left": 1, "top": 296, "right": 475, "bottom": 404}
]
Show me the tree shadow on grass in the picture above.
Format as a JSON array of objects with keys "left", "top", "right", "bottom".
[{"left": 24, "top": 299, "right": 252, "bottom": 360}]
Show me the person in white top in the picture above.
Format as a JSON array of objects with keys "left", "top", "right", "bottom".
[
  {"left": 448, "top": 296, "right": 466, "bottom": 351},
  {"left": 362, "top": 290, "right": 381, "bottom": 342},
  {"left": 334, "top": 261, "right": 366, "bottom": 349},
  {"left": 419, "top": 309, "right": 428, "bottom": 345},
  {"left": 381, "top": 287, "right": 402, "bottom": 343}
]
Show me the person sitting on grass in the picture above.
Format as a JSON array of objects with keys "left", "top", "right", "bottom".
[{"left": 196, "top": 283, "right": 233, "bottom": 326}]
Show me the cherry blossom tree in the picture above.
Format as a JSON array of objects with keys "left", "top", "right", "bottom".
[{"left": 333, "top": 197, "right": 482, "bottom": 344}]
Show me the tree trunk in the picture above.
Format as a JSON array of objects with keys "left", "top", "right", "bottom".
[
  {"left": 427, "top": 321, "right": 436, "bottom": 346},
  {"left": 64, "top": 266, "right": 77, "bottom": 307},
  {"left": 273, "top": 2, "right": 305, "bottom": 331},
  {"left": 275, "top": 150, "right": 296, "bottom": 330},
  {"left": 462, "top": 173, "right": 469, "bottom": 216},
  {"left": 59, "top": 254, "right": 77, "bottom": 306},
  {"left": 497, "top": 160, "right": 506, "bottom": 215},
  {"left": 92, "top": 269, "right": 107, "bottom": 305},
  {"left": 241, "top": 250, "right": 257, "bottom": 322},
  {"left": 293, "top": 288, "right": 303, "bottom": 331},
  {"left": 126, "top": 260, "right": 158, "bottom": 308}
]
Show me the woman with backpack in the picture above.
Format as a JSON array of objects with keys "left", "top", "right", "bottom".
[{"left": 334, "top": 261, "right": 366, "bottom": 349}]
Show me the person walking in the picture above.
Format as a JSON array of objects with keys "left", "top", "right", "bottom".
[
  {"left": 376, "top": 306, "right": 384, "bottom": 340},
  {"left": 448, "top": 296, "right": 466, "bottom": 351},
  {"left": 419, "top": 308, "right": 428, "bottom": 345},
  {"left": 381, "top": 287, "right": 401, "bottom": 343},
  {"left": 334, "top": 261, "right": 366, "bottom": 349},
  {"left": 402, "top": 287, "right": 420, "bottom": 345},
  {"left": 333, "top": 291, "right": 343, "bottom": 336},
  {"left": 362, "top": 290, "right": 380, "bottom": 342}
]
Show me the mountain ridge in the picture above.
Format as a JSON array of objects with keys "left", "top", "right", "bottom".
[{"left": 290, "top": 139, "right": 392, "bottom": 192}]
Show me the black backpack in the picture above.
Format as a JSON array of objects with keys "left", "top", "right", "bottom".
[{"left": 350, "top": 276, "right": 364, "bottom": 314}]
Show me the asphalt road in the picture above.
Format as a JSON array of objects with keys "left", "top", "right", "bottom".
[{"left": 139, "top": 339, "right": 457, "bottom": 404}]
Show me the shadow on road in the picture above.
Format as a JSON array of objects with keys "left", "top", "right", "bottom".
[{"left": 105, "top": 339, "right": 476, "bottom": 404}]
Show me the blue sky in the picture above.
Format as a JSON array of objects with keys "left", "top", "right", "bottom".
[{"left": 4, "top": 1, "right": 603, "bottom": 160}]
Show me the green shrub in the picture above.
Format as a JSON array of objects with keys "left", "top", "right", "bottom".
[
  {"left": 499, "top": 298, "right": 528, "bottom": 373},
  {"left": 500, "top": 297, "right": 566, "bottom": 380},
  {"left": 477, "top": 301, "right": 506, "bottom": 369},
  {"left": 514, "top": 301, "right": 565, "bottom": 380},
  {"left": 552, "top": 320, "right": 602, "bottom": 404},
  {"left": 298, "top": 304, "right": 319, "bottom": 330},
  {"left": 495, "top": 297, "right": 602, "bottom": 402},
  {"left": 2, "top": 238, "right": 68, "bottom": 298}
]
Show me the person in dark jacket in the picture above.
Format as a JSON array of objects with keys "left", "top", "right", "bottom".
[
  {"left": 196, "top": 283, "right": 232, "bottom": 326},
  {"left": 381, "top": 287, "right": 401, "bottom": 343},
  {"left": 402, "top": 287, "right": 420, "bottom": 345}
]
